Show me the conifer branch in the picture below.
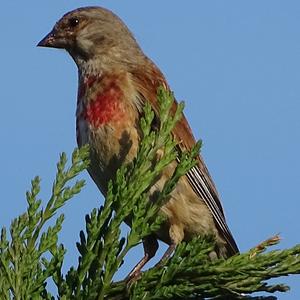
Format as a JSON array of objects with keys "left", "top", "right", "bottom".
[
  {"left": 0, "top": 147, "right": 89, "bottom": 299},
  {"left": 0, "top": 88, "right": 299, "bottom": 300}
]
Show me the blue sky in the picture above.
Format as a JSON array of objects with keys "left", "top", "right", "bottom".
[{"left": 1, "top": 1, "right": 300, "bottom": 298}]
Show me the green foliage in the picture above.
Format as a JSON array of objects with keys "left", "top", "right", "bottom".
[
  {"left": 0, "top": 88, "right": 300, "bottom": 300},
  {"left": 0, "top": 147, "right": 89, "bottom": 300},
  {"left": 124, "top": 235, "right": 300, "bottom": 300}
]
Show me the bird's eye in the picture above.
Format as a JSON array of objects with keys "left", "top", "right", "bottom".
[{"left": 68, "top": 17, "right": 80, "bottom": 28}]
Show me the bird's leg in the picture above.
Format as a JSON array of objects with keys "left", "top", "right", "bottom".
[
  {"left": 155, "top": 242, "right": 176, "bottom": 267},
  {"left": 125, "top": 235, "right": 158, "bottom": 282},
  {"left": 155, "top": 223, "right": 182, "bottom": 267}
]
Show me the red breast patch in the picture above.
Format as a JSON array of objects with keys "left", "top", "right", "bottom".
[{"left": 83, "top": 81, "right": 125, "bottom": 127}]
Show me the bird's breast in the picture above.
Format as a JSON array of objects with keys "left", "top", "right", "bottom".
[
  {"left": 76, "top": 72, "right": 141, "bottom": 193},
  {"left": 79, "top": 76, "right": 126, "bottom": 127}
]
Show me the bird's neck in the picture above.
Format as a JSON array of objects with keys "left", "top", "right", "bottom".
[{"left": 76, "top": 57, "right": 105, "bottom": 78}]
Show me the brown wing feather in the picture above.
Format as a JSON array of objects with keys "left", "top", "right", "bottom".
[{"left": 130, "top": 59, "right": 239, "bottom": 255}]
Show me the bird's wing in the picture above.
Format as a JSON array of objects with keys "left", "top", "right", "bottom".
[{"left": 131, "top": 61, "right": 239, "bottom": 255}]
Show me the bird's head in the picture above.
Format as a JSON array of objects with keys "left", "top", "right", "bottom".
[{"left": 38, "top": 7, "right": 143, "bottom": 72}]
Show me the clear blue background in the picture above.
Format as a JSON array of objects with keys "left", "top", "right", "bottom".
[{"left": 1, "top": 1, "right": 300, "bottom": 298}]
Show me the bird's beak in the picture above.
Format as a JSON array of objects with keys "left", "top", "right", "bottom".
[{"left": 37, "top": 29, "right": 67, "bottom": 49}]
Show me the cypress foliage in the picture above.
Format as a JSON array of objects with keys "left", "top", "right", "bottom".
[{"left": 1, "top": 89, "right": 299, "bottom": 300}]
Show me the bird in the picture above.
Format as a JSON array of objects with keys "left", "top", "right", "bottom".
[{"left": 38, "top": 6, "right": 239, "bottom": 278}]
